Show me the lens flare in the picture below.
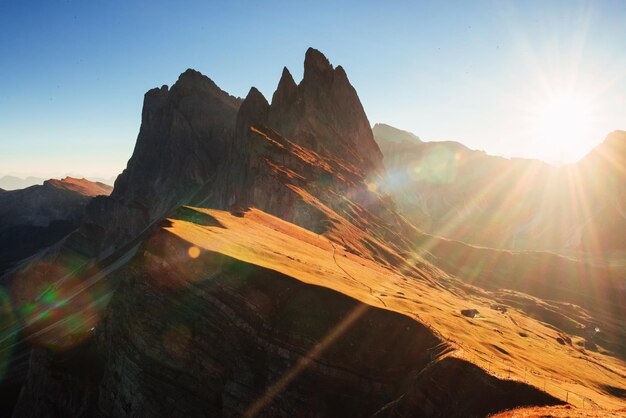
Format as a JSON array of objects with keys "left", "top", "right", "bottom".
[
  {"left": 10, "top": 261, "right": 110, "bottom": 351},
  {"left": 409, "top": 144, "right": 459, "bottom": 184},
  {"left": 188, "top": 246, "right": 201, "bottom": 259}
]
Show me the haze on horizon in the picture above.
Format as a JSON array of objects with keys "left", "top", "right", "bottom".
[{"left": 1, "top": 0, "right": 625, "bottom": 179}]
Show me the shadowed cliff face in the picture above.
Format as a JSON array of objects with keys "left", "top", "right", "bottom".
[
  {"left": 80, "top": 70, "right": 242, "bottom": 254},
  {"left": 268, "top": 48, "right": 384, "bottom": 177}
]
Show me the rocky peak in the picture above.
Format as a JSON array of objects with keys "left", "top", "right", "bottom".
[
  {"left": 44, "top": 177, "right": 113, "bottom": 197},
  {"left": 78, "top": 50, "right": 383, "bottom": 254},
  {"left": 238, "top": 87, "right": 270, "bottom": 129},
  {"left": 172, "top": 68, "right": 220, "bottom": 94},
  {"left": 302, "top": 47, "right": 335, "bottom": 86},
  {"left": 271, "top": 67, "right": 298, "bottom": 110},
  {"left": 265, "top": 48, "right": 384, "bottom": 176},
  {"left": 83, "top": 69, "right": 242, "bottom": 253}
]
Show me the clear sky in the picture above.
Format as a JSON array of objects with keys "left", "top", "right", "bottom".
[{"left": 1, "top": 0, "right": 625, "bottom": 179}]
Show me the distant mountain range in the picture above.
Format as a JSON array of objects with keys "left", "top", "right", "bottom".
[
  {"left": 0, "top": 175, "right": 116, "bottom": 190},
  {"left": 374, "top": 124, "right": 626, "bottom": 253},
  {"left": 0, "top": 177, "right": 112, "bottom": 275}
]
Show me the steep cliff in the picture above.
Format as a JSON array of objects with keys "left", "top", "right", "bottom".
[{"left": 79, "top": 70, "right": 242, "bottom": 255}]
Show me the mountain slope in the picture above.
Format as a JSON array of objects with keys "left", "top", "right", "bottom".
[{"left": 16, "top": 206, "right": 626, "bottom": 416}]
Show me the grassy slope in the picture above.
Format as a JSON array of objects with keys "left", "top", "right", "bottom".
[{"left": 165, "top": 207, "right": 626, "bottom": 411}]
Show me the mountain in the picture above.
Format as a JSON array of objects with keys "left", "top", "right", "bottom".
[
  {"left": 0, "top": 176, "right": 45, "bottom": 191},
  {"left": 5, "top": 50, "right": 626, "bottom": 417},
  {"left": 0, "top": 177, "right": 112, "bottom": 274},
  {"left": 374, "top": 124, "right": 626, "bottom": 253},
  {"left": 373, "top": 123, "right": 421, "bottom": 145},
  {"left": 0, "top": 176, "right": 116, "bottom": 191},
  {"left": 575, "top": 131, "right": 626, "bottom": 252}
]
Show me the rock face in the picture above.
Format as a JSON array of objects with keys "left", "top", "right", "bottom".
[
  {"left": 0, "top": 177, "right": 112, "bottom": 275},
  {"left": 374, "top": 124, "right": 626, "bottom": 252},
  {"left": 71, "top": 48, "right": 386, "bottom": 259},
  {"left": 80, "top": 70, "right": 242, "bottom": 255},
  {"left": 267, "top": 49, "right": 384, "bottom": 176}
]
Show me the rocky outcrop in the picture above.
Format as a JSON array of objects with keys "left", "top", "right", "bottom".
[
  {"left": 267, "top": 49, "right": 384, "bottom": 177},
  {"left": 79, "top": 70, "right": 242, "bottom": 255},
  {"left": 73, "top": 49, "right": 388, "bottom": 259},
  {"left": 74, "top": 47, "right": 388, "bottom": 257}
]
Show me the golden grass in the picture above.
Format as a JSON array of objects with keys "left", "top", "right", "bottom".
[{"left": 165, "top": 207, "right": 626, "bottom": 411}]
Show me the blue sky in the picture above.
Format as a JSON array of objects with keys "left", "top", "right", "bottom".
[{"left": 1, "top": 0, "right": 625, "bottom": 179}]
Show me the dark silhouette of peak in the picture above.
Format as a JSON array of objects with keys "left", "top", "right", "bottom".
[
  {"left": 243, "top": 87, "right": 269, "bottom": 108},
  {"left": 271, "top": 67, "right": 298, "bottom": 108},
  {"left": 83, "top": 68, "right": 243, "bottom": 252},
  {"left": 176, "top": 68, "right": 216, "bottom": 88},
  {"left": 266, "top": 48, "right": 384, "bottom": 175},
  {"left": 303, "top": 47, "right": 334, "bottom": 83},
  {"left": 239, "top": 87, "right": 269, "bottom": 123},
  {"left": 179, "top": 70, "right": 233, "bottom": 99},
  {"left": 179, "top": 68, "right": 204, "bottom": 78}
]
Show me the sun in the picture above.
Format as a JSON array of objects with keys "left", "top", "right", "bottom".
[{"left": 535, "top": 95, "right": 594, "bottom": 162}]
